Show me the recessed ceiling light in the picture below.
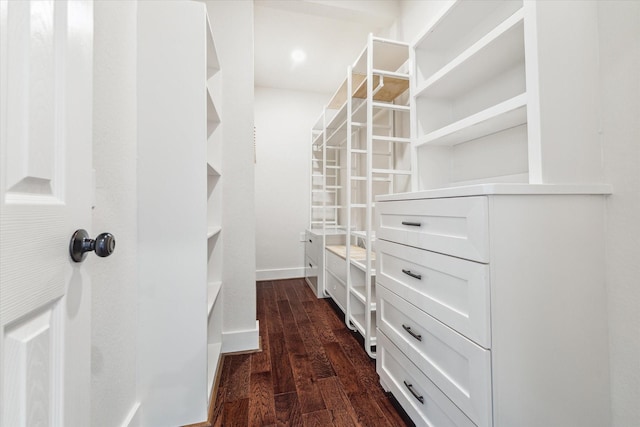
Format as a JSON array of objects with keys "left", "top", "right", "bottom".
[{"left": 291, "top": 49, "right": 306, "bottom": 63}]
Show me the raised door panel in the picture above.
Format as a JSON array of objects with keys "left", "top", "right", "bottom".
[
  {"left": 377, "top": 239, "right": 491, "bottom": 348},
  {"left": 377, "top": 196, "right": 489, "bottom": 263},
  {"left": 1, "top": 1, "right": 93, "bottom": 425},
  {"left": 378, "top": 285, "right": 492, "bottom": 427},
  {"left": 377, "top": 332, "right": 476, "bottom": 427}
]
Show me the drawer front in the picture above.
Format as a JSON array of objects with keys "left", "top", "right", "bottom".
[
  {"left": 325, "top": 248, "right": 347, "bottom": 284},
  {"left": 377, "top": 286, "right": 492, "bottom": 427},
  {"left": 305, "top": 231, "right": 319, "bottom": 263},
  {"left": 377, "top": 332, "right": 476, "bottom": 427},
  {"left": 377, "top": 196, "right": 489, "bottom": 263},
  {"left": 377, "top": 239, "right": 491, "bottom": 348},
  {"left": 325, "top": 270, "right": 347, "bottom": 312},
  {"left": 305, "top": 256, "right": 318, "bottom": 289}
]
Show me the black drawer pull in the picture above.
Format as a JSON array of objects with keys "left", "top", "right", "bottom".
[
  {"left": 402, "top": 269, "right": 422, "bottom": 280},
  {"left": 309, "top": 239, "right": 312, "bottom": 243},
  {"left": 401, "top": 221, "right": 421, "bottom": 227},
  {"left": 309, "top": 263, "right": 312, "bottom": 268},
  {"left": 403, "top": 380, "right": 424, "bottom": 404},
  {"left": 402, "top": 324, "right": 422, "bottom": 341}
]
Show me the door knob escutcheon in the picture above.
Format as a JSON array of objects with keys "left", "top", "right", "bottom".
[{"left": 69, "top": 229, "right": 116, "bottom": 262}]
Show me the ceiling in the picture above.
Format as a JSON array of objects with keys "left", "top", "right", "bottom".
[{"left": 254, "top": 0, "right": 399, "bottom": 95}]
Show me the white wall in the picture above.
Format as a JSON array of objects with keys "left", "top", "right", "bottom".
[
  {"left": 92, "top": 2, "right": 139, "bottom": 426},
  {"left": 254, "top": 87, "right": 329, "bottom": 280},
  {"left": 599, "top": 2, "right": 640, "bottom": 426},
  {"left": 204, "top": 1, "right": 259, "bottom": 352}
]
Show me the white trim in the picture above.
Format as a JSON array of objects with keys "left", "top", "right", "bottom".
[
  {"left": 221, "top": 320, "right": 260, "bottom": 353},
  {"left": 256, "top": 267, "right": 305, "bottom": 281},
  {"left": 120, "top": 402, "right": 141, "bottom": 427}
]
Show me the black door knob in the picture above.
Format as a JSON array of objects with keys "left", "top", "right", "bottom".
[{"left": 69, "top": 229, "right": 116, "bottom": 262}]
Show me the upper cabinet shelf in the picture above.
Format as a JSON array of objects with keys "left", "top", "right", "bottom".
[
  {"left": 415, "top": 9, "right": 524, "bottom": 99},
  {"left": 411, "top": 0, "right": 605, "bottom": 189}
]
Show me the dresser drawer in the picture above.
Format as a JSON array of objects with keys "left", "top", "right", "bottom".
[
  {"left": 377, "top": 196, "right": 489, "bottom": 263},
  {"left": 378, "top": 285, "right": 492, "bottom": 427},
  {"left": 325, "top": 269, "right": 347, "bottom": 312},
  {"left": 377, "top": 239, "right": 491, "bottom": 348},
  {"left": 305, "top": 256, "right": 318, "bottom": 289},
  {"left": 377, "top": 332, "right": 476, "bottom": 427},
  {"left": 305, "top": 231, "right": 319, "bottom": 263},
  {"left": 325, "top": 247, "right": 347, "bottom": 284}
]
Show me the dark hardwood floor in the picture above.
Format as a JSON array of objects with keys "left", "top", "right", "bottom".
[{"left": 209, "top": 278, "right": 413, "bottom": 427}]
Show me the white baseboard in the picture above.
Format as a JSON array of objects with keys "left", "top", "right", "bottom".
[
  {"left": 256, "top": 267, "right": 305, "bottom": 281},
  {"left": 221, "top": 320, "right": 260, "bottom": 353},
  {"left": 120, "top": 401, "right": 141, "bottom": 427}
]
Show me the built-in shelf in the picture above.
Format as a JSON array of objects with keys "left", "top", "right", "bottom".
[
  {"left": 415, "top": 9, "right": 525, "bottom": 99},
  {"left": 207, "top": 226, "right": 222, "bottom": 239},
  {"left": 417, "top": 93, "right": 527, "bottom": 147},
  {"left": 207, "top": 281, "right": 222, "bottom": 316},
  {"left": 207, "top": 161, "right": 221, "bottom": 176},
  {"left": 205, "top": 16, "right": 219, "bottom": 79},
  {"left": 207, "top": 92, "right": 221, "bottom": 137},
  {"left": 350, "top": 285, "right": 376, "bottom": 307}
]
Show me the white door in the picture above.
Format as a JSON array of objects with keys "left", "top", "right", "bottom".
[{"left": 0, "top": 1, "right": 94, "bottom": 426}]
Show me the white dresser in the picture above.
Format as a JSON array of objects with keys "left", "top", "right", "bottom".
[{"left": 375, "top": 184, "right": 611, "bottom": 427}]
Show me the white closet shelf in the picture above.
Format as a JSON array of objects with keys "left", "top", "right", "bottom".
[
  {"left": 371, "top": 135, "right": 411, "bottom": 144},
  {"left": 207, "top": 226, "right": 222, "bottom": 239},
  {"left": 352, "top": 230, "right": 376, "bottom": 240},
  {"left": 371, "top": 102, "right": 410, "bottom": 112},
  {"left": 351, "top": 73, "right": 410, "bottom": 103},
  {"left": 351, "top": 176, "right": 392, "bottom": 182},
  {"left": 415, "top": 9, "right": 525, "bottom": 99},
  {"left": 350, "top": 285, "right": 377, "bottom": 307},
  {"left": 207, "top": 281, "right": 222, "bottom": 317},
  {"left": 372, "top": 168, "right": 411, "bottom": 175},
  {"left": 207, "top": 162, "right": 221, "bottom": 176},
  {"left": 417, "top": 93, "right": 527, "bottom": 147},
  {"left": 207, "top": 93, "right": 221, "bottom": 138},
  {"left": 205, "top": 15, "right": 220, "bottom": 79},
  {"left": 350, "top": 258, "right": 376, "bottom": 276}
]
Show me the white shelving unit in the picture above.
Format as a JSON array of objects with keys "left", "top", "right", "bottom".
[
  {"left": 411, "top": 0, "right": 603, "bottom": 189},
  {"left": 344, "top": 34, "right": 411, "bottom": 358},
  {"left": 308, "top": 34, "right": 411, "bottom": 358},
  {"left": 377, "top": 2, "right": 610, "bottom": 425},
  {"left": 205, "top": 12, "right": 224, "bottom": 401}
]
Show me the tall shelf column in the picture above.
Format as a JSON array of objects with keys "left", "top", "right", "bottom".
[{"left": 205, "top": 12, "right": 223, "bottom": 400}]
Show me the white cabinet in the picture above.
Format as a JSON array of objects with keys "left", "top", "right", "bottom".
[{"left": 376, "top": 187, "right": 611, "bottom": 426}]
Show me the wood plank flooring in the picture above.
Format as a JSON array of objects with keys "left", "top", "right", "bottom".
[{"left": 210, "top": 278, "right": 413, "bottom": 427}]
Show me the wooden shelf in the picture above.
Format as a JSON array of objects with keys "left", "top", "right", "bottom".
[
  {"left": 352, "top": 73, "right": 409, "bottom": 103},
  {"left": 415, "top": 10, "right": 524, "bottom": 99},
  {"left": 417, "top": 93, "right": 527, "bottom": 147}
]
